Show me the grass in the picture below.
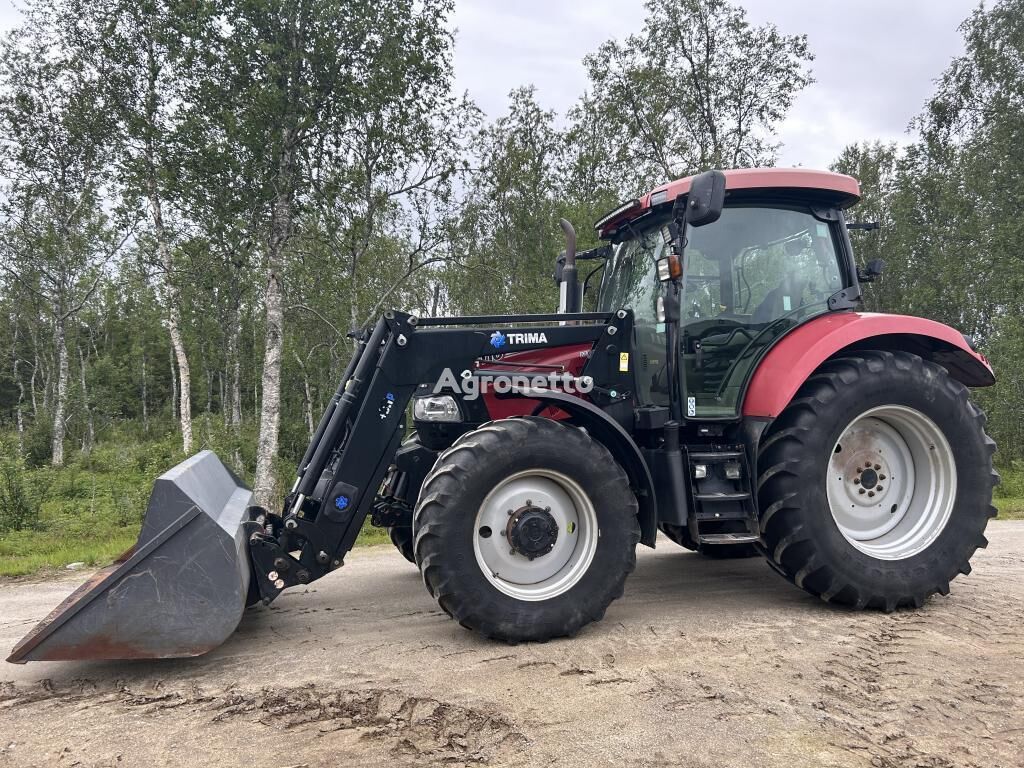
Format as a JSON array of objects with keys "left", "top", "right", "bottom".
[
  {"left": 1, "top": 428, "right": 1022, "bottom": 577},
  {"left": 994, "top": 497, "right": 1024, "bottom": 520},
  {"left": 0, "top": 528, "right": 139, "bottom": 577}
]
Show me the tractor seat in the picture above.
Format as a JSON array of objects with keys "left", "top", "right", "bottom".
[{"left": 752, "top": 276, "right": 806, "bottom": 324}]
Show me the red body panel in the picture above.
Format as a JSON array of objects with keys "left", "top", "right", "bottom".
[
  {"left": 743, "top": 312, "right": 994, "bottom": 418},
  {"left": 598, "top": 167, "right": 860, "bottom": 237},
  {"left": 477, "top": 342, "right": 594, "bottom": 420}
]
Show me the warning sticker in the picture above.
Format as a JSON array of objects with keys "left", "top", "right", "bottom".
[{"left": 619, "top": 352, "right": 629, "bottom": 372}]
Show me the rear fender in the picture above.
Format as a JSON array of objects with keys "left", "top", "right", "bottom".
[
  {"left": 743, "top": 312, "right": 995, "bottom": 419},
  {"left": 505, "top": 388, "right": 658, "bottom": 548}
]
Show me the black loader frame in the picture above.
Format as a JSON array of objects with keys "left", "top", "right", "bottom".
[{"left": 246, "top": 309, "right": 654, "bottom": 606}]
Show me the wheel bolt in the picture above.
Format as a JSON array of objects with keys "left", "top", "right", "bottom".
[
  {"left": 858, "top": 488, "right": 865, "bottom": 495},
  {"left": 879, "top": 474, "right": 886, "bottom": 480},
  {"left": 853, "top": 478, "right": 860, "bottom": 485},
  {"left": 874, "top": 464, "right": 881, "bottom": 470},
  {"left": 868, "top": 491, "right": 875, "bottom": 497},
  {"left": 876, "top": 486, "right": 883, "bottom": 492}
]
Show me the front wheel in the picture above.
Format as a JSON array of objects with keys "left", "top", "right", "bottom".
[
  {"left": 414, "top": 417, "right": 640, "bottom": 642},
  {"left": 757, "top": 351, "right": 998, "bottom": 610}
]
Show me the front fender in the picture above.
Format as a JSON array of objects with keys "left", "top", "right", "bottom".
[
  {"left": 743, "top": 312, "right": 995, "bottom": 419},
  {"left": 504, "top": 388, "right": 658, "bottom": 548}
]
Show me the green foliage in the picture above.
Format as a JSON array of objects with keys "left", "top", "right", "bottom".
[
  {"left": 0, "top": 444, "right": 41, "bottom": 532},
  {"left": 573, "top": 0, "right": 813, "bottom": 193},
  {"left": 993, "top": 464, "right": 1024, "bottom": 520}
]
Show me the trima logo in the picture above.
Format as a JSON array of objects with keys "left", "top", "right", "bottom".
[
  {"left": 489, "top": 330, "right": 549, "bottom": 350},
  {"left": 507, "top": 332, "right": 548, "bottom": 345}
]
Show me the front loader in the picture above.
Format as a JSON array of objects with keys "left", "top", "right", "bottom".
[{"left": 9, "top": 168, "right": 998, "bottom": 662}]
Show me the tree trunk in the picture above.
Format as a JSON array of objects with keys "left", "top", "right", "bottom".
[
  {"left": 12, "top": 335, "right": 24, "bottom": 456},
  {"left": 253, "top": 140, "right": 296, "bottom": 507},
  {"left": 430, "top": 282, "right": 441, "bottom": 316},
  {"left": 141, "top": 351, "right": 149, "bottom": 432},
  {"left": 205, "top": 360, "right": 213, "bottom": 416},
  {"left": 170, "top": 344, "right": 178, "bottom": 424},
  {"left": 253, "top": 260, "right": 284, "bottom": 507},
  {"left": 154, "top": 196, "right": 193, "bottom": 454},
  {"left": 38, "top": 328, "right": 51, "bottom": 414},
  {"left": 294, "top": 352, "right": 314, "bottom": 442},
  {"left": 78, "top": 345, "right": 94, "bottom": 453},
  {"left": 29, "top": 360, "right": 38, "bottom": 418},
  {"left": 229, "top": 307, "right": 242, "bottom": 428},
  {"left": 51, "top": 317, "right": 69, "bottom": 467}
]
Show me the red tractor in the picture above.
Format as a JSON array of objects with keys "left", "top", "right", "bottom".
[{"left": 10, "top": 168, "right": 997, "bottom": 662}]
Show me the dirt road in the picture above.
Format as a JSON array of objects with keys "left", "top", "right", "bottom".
[{"left": 1, "top": 522, "right": 1022, "bottom": 768}]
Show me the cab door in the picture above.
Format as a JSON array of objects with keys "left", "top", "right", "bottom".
[{"left": 680, "top": 204, "right": 846, "bottom": 419}]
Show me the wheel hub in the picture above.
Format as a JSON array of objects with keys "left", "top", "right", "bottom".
[
  {"left": 506, "top": 505, "right": 558, "bottom": 560},
  {"left": 473, "top": 470, "right": 598, "bottom": 601},
  {"left": 826, "top": 406, "right": 957, "bottom": 560}
]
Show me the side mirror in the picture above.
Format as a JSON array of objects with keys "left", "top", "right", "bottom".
[
  {"left": 857, "top": 258, "right": 885, "bottom": 283},
  {"left": 685, "top": 170, "right": 726, "bottom": 227}
]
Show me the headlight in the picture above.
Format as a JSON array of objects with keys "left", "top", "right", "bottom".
[{"left": 413, "top": 394, "right": 462, "bottom": 423}]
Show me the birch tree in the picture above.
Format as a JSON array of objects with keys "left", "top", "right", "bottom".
[
  {"left": 0, "top": 29, "right": 129, "bottom": 466},
  {"left": 573, "top": 0, "right": 813, "bottom": 194},
  {"left": 52, "top": 0, "right": 202, "bottom": 453},
  {"left": 202, "top": 0, "right": 461, "bottom": 506}
]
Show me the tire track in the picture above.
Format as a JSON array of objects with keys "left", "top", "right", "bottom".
[{"left": 815, "top": 578, "right": 1024, "bottom": 768}]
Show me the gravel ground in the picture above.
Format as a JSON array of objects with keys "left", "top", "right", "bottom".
[{"left": 1, "top": 521, "right": 1022, "bottom": 768}]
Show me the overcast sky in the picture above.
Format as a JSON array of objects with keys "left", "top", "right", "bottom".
[{"left": 0, "top": 0, "right": 978, "bottom": 169}]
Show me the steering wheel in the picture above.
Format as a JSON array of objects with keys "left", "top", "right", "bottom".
[{"left": 686, "top": 317, "right": 749, "bottom": 343}]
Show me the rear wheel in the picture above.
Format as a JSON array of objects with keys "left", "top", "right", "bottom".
[
  {"left": 757, "top": 351, "right": 997, "bottom": 610},
  {"left": 414, "top": 417, "right": 640, "bottom": 642},
  {"left": 388, "top": 526, "right": 415, "bottom": 563}
]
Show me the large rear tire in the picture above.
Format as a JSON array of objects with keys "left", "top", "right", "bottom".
[
  {"left": 388, "top": 526, "right": 415, "bottom": 563},
  {"left": 414, "top": 417, "right": 640, "bottom": 642},
  {"left": 757, "top": 351, "right": 998, "bottom": 610}
]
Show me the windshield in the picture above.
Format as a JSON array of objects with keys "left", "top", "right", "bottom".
[
  {"left": 596, "top": 204, "right": 845, "bottom": 415},
  {"left": 596, "top": 226, "right": 670, "bottom": 406}
]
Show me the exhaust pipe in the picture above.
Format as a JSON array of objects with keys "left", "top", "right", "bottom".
[{"left": 557, "top": 218, "right": 581, "bottom": 313}]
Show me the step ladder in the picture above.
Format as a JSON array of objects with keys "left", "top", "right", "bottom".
[{"left": 685, "top": 447, "right": 760, "bottom": 547}]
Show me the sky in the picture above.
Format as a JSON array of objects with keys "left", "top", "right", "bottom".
[
  {"left": 0, "top": 0, "right": 979, "bottom": 169},
  {"left": 451, "top": 0, "right": 978, "bottom": 168}
]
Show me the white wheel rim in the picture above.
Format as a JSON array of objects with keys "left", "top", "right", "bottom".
[
  {"left": 826, "top": 405, "right": 957, "bottom": 560},
  {"left": 473, "top": 469, "right": 599, "bottom": 601}
]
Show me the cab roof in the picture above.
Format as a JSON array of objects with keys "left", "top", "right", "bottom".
[{"left": 596, "top": 168, "right": 861, "bottom": 240}]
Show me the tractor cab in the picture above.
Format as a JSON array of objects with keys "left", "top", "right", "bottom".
[{"left": 595, "top": 168, "right": 861, "bottom": 420}]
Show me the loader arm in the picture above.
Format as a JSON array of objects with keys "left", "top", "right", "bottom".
[{"left": 248, "top": 309, "right": 633, "bottom": 605}]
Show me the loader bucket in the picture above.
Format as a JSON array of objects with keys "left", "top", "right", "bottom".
[{"left": 7, "top": 450, "right": 253, "bottom": 663}]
